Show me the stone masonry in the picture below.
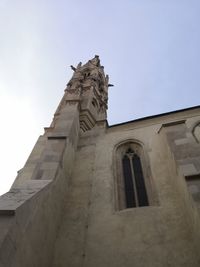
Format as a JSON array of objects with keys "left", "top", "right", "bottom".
[{"left": 0, "top": 56, "right": 200, "bottom": 267}]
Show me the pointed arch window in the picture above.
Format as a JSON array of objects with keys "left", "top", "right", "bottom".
[
  {"left": 193, "top": 123, "right": 200, "bottom": 143},
  {"left": 115, "top": 142, "right": 152, "bottom": 210},
  {"left": 122, "top": 148, "right": 148, "bottom": 208}
]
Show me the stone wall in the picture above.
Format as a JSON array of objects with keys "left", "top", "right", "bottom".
[
  {"left": 0, "top": 103, "right": 80, "bottom": 267},
  {"left": 1, "top": 105, "right": 200, "bottom": 267},
  {"left": 52, "top": 107, "right": 200, "bottom": 267},
  {"left": 160, "top": 118, "right": 200, "bottom": 254}
]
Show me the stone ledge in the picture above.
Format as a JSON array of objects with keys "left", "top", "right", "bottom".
[
  {"left": 158, "top": 120, "right": 186, "bottom": 133},
  {"left": 0, "top": 180, "right": 51, "bottom": 216}
]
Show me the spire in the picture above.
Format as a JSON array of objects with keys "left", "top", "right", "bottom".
[{"left": 64, "top": 55, "right": 110, "bottom": 131}]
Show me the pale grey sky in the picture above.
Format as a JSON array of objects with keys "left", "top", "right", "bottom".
[{"left": 0, "top": 0, "right": 200, "bottom": 194}]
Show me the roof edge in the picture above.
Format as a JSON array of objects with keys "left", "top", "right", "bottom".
[{"left": 108, "top": 105, "right": 200, "bottom": 128}]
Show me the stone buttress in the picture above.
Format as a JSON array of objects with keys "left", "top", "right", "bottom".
[{"left": 0, "top": 56, "right": 109, "bottom": 267}]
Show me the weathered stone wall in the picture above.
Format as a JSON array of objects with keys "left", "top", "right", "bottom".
[
  {"left": 52, "top": 130, "right": 99, "bottom": 266},
  {"left": 1, "top": 107, "right": 200, "bottom": 267},
  {"left": 0, "top": 55, "right": 110, "bottom": 267},
  {"left": 52, "top": 107, "right": 200, "bottom": 267},
  {"left": 0, "top": 102, "right": 80, "bottom": 267},
  {"left": 160, "top": 117, "right": 200, "bottom": 255},
  {"left": 2, "top": 56, "right": 200, "bottom": 267}
]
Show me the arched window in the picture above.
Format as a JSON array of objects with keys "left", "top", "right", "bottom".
[
  {"left": 115, "top": 142, "right": 150, "bottom": 210},
  {"left": 193, "top": 123, "right": 200, "bottom": 143},
  {"left": 122, "top": 148, "right": 148, "bottom": 208}
]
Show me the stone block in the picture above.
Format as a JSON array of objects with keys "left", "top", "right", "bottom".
[
  {"left": 179, "top": 164, "right": 198, "bottom": 176},
  {"left": 175, "top": 138, "right": 191, "bottom": 145}
]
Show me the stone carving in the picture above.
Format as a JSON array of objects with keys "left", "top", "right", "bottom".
[
  {"left": 89, "top": 55, "right": 100, "bottom": 66},
  {"left": 66, "top": 56, "right": 110, "bottom": 128},
  {"left": 70, "top": 65, "right": 76, "bottom": 71},
  {"left": 67, "top": 88, "right": 81, "bottom": 95},
  {"left": 66, "top": 100, "right": 80, "bottom": 105},
  {"left": 76, "top": 62, "right": 82, "bottom": 69}
]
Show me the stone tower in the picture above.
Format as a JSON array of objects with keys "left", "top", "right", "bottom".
[{"left": 1, "top": 56, "right": 200, "bottom": 267}]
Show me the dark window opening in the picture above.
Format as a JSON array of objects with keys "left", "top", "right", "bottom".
[
  {"left": 122, "top": 155, "right": 136, "bottom": 207},
  {"left": 122, "top": 148, "right": 149, "bottom": 208},
  {"left": 84, "top": 72, "right": 90, "bottom": 79},
  {"left": 92, "top": 98, "right": 98, "bottom": 108}
]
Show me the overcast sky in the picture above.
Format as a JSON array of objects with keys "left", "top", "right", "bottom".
[{"left": 0, "top": 0, "right": 200, "bottom": 195}]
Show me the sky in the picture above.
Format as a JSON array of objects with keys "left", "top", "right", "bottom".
[{"left": 0, "top": 0, "right": 200, "bottom": 195}]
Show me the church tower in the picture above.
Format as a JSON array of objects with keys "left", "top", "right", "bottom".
[
  {"left": 52, "top": 55, "right": 109, "bottom": 133},
  {"left": 66, "top": 55, "right": 109, "bottom": 131},
  {"left": 1, "top": 56, "right": 200, "bottom": 267}
]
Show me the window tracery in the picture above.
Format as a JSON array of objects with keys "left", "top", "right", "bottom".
[{"left": 114, "top": 141, "right": 151, "bottom": 210}]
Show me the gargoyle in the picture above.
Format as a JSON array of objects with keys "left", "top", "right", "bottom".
[{"left": 70, "top": 65, "right": 77, "bottom": 71}]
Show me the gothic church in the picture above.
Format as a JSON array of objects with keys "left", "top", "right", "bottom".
[{"left": 0, "top": 56, "right": 200, "bottom": 267}]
